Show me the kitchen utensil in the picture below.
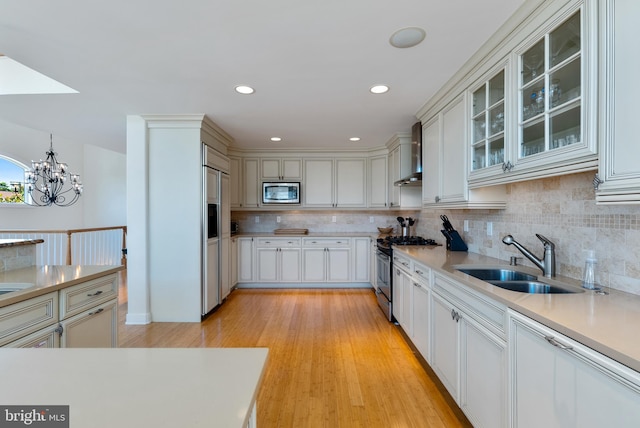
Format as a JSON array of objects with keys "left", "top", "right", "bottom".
[
  {"left": 397, "top": 216, "right": 406, "bottom": 226},
  {"left": 440, "top": 215, "right": 454, "bottom": 232},
  {"left": 407, "top": 218, "right": 415, "bottom": 226}
]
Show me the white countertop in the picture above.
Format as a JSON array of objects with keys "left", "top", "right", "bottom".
[
  {"left": 0, "top": 348, "right": 269, "bottom": 428},
  {"left": 393, "top": 245, "right": 640, "bottom": 373}
]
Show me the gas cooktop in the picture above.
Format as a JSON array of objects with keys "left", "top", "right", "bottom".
[{"left": 377, "top": 236, "right": 439, "bottom": 247}]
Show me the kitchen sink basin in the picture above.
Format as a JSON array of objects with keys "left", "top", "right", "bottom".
[
  {"left": 455, "top": 266, "right": 583, "bottom": 294},
  {"left": 0, "top": 283, "right": 34, "bottom": 295},
  {"left": 456, "top": 268, "right": 538, "bottom": 282},
  {"left": 486, "top": 280, "right": 581, "bottom": 294}
]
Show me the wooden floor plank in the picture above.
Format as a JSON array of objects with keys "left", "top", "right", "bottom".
[{"left": 118, "top": 275, "right": 471, "bottom": 427}]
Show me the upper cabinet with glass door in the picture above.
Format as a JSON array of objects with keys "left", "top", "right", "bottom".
[
  {"left": 520, "top": 12, "right": 581, "bottom": 157},
  {"left": 514, "top": 8, "right": 597, "bottom": 174},
  {"left": 468, "top": 4, "right": 598, "bottom": 189},
  {"left": 471, "top": 69, "right": 506, "bottom": 173}
]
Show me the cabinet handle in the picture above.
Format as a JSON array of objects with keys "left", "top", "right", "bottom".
[
  {"left": 455, "top": 312, "right": 461, "bottom": 322},
  {"left": 593, "top": 173, "right": 604, "bottom": 190},
  {"left": 54, "top": 325, "right": 64, "bottom": 336},
  {"left": 87, "top": 290, "right": 103, "bottom": 297},
  {"left": 435, "top": 196, "right": 441, "bottom": 203},
  {"left": 451, "top": 309, "right": 456, "bottom": 320},
  {"left": 89, "top": 308, "right": 104, "bottom": 316},
  {"left": 544, "top": 335, "right": 573, "bottom": 350},
  {"left": 415, "top": 269, "right": 423, "bottom": 275}
]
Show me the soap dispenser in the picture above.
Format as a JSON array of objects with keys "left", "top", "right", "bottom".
[{"left": 582, "top": 250, "right": 599, "bottom": 290}]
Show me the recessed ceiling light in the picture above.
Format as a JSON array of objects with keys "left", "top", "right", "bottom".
[
  {"left": 270, "top": 137, "right": 282, "bottom": 142},
  {"left": 349, "top": 137, "right": 361, "bottom": 142},
  {"left": 234, "top": 85, "right": 255, "bottom": 95},
  {"left": 389, "top": 27, "right": 426, "bottom": 49},
  {"left": 370, "top": 85, "right": 389, "bottom": 94}
]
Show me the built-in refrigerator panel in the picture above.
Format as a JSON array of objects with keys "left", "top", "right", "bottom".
[{"left": 202, "top": 148, "right": 222, "bottom": 316}]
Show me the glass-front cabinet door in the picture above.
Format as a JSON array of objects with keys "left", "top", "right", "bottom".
[
  {"left": 471, "top": 70, "right": 505, "bottom": 171},
  {"left": 519, "top": 11, "right": 581, "bottom": 158}
]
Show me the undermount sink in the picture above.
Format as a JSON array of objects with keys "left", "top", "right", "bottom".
[
  {"left": 0, "top": 283, "right": 34, "bottom": 295},
  {"left": 486, "top": 280, "right": 581, "bottom": 294},
  {"left": 455, "top": 267, "right": 583, "bottom": 294},
  {"left": 456, "top": 268, "right": 537, "bottom": 282}
]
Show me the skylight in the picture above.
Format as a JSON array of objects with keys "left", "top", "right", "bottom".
[{"left": 0, "top": 55, "right": 78, "bottom": 95}]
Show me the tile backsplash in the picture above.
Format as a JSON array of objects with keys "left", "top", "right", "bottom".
[
  {"left": 415, "top": 172, "right": 640, "bottom": 296},
  {"left": 233, "top": 171, "right": 640, "bottom": 296}
]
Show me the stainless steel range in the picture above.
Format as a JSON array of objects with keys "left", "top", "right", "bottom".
[{"left": 375, "top": 236, "right": 438, "bottom": 321}]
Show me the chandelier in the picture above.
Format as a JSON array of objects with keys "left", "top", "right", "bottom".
[{"left": 24, "top": 134, "right": 83, "bottom": 207}]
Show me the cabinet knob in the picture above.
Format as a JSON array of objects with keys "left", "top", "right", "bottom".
[{"left": 87, "top": 290, "right": 103, "bottom": 297}]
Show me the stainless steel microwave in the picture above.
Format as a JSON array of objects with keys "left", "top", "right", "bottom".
[{"left": 262, "top": 182, "right": 300, "bottom": 204}]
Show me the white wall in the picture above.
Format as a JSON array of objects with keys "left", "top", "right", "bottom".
[
  {"left": 83, "top": 144, "right": 126, "bottom": 227},
  {"left": 0, "top": 119, "right": 126, "bottom": 230}
]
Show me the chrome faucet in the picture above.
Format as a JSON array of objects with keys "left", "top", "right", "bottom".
[{"left": 502, "top": 234, "right": 556, "bottom": 278}]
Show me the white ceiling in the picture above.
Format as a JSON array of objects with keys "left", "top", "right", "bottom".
[{"left": 0, "top": 0, "right": 526, "bottom": 154}]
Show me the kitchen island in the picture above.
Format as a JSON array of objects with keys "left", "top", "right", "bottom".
[{"left": 0, "top": 348, "right": 269, "bottom": 428}]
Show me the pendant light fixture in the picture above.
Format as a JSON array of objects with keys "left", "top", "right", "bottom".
[{"left": 24, "top": 134, "right": 83, "bottom": 207}]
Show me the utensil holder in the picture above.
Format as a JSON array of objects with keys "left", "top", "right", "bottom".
[{"left": 440, "top": 229, "right": 468, "bottom": 252}]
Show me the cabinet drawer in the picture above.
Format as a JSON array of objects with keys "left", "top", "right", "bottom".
[
  {"left": 256, "top": 238, "right": 301, "bottom": 248},
  {"left": 59, "top": 274, "right": 118, "bottom": 320},
  {"left": 413, "top": 261, "right": 431, "bottom": 285},
  {"left": 434, "top": 272, "right": 507, "bottom": 338},
  {"left": 0, "top": 292, "right": 58, "bottom": 347},
  {"left": 3, "top": 324, "right": 59, "bottom": 348},
  {"left": 302, "top": 238, "right": 350, "bottom": 247},
  {"left": 392, "top": 253, "right": 412, "bottom": 273}
]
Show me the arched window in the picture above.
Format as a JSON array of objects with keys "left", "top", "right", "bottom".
[{"left": 0, "top": 155, "right": 28, "bottom": 204}]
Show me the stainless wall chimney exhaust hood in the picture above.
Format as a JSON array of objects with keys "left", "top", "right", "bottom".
[{"left": 394, "top": 122, "right": 422, "bottom": 187}]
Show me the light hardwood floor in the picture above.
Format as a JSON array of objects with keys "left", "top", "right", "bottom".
[{"left": 118, "top": 273, "right": 471, "bottom": 427}]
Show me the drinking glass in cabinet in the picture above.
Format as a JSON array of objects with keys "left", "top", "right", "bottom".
[
  {"left": 490, "top": 107, "right": 504, "bottom": 135},
  {"left": 523, "top": 82, "right": 545, "bottom": 121},
  {"left": 473, "top": 145, "right": 486, "bottom": 170},
  {"left": 473, "top": 118, "right": 486, "bottom": 143},
  {"left": 549, "top": 80, "right": 562, "bottom": 108},
  {"left": 550, "top": 12, "right": 580, "bottom": 67},
  {"left": 522, "top": 40, "right": 544, "bottom": 85}
]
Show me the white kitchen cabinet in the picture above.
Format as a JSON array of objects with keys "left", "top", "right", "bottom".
[
  {"left": 229, "top": 156, "right": 241, "bottom": 208},
  {"left": 59, "top": 299, "right": 118, "bottom": 348},
  {"left": 422, "top": 95, "right": 507, "bottom": 209},
  {"left": 303, "top": 158, "right": 366, "bottom": 208},
  {"left": 261, "top": 158, "right": 302, "bottom": 181},
  {"left": 392, "top": 252, "right": 412, "bottom": 328},
  {"left": 352, "top": 237, "right": 370, "bottom": 283},
  {"left": 303, "top": 159, "right": 334, "bottom": 207},
  {"left": 3, "top": 324, "right": 59, "bottom": 348},
  {"left": 509, "top": 309, "right": 640, "bottom": 428},
  {"left": 431, "top": 292, "right": 460, "bottom": 400},
  {"left": 388, "top": 145, "right": 401, "bottom": 208},
  {"left": 0, "top": 292, "right": 59, "bottom": 348},
  {"left": 335, "top": 158, "right": 366, "bottom": 208},
  {"left": 597, "top": 0, "right": 640, "bottom": 204},
  {"left": 301, "top": 238, "right": 351, "bottom": 282},
  {"left": 430, "top": 271, "right": 508, "bottom": 428},
  {"left": 220, "top": 236, "right": 231, "bottom": 299},
  {"left": 368, "top": 155, "right": 388, "bottom": 208},
  {"left": 243, "top": 158, "right": 260, "bottom": 208},
  {"left": 410, "top": 264, "right": 431, "bottom": 361},
  {"left": 230, "top": 237, "right": 238, "bottom": 288},
  {"left": 256, "top": 238, "right": 301, "bottom": 283},
  {"left": 58, "top": 273, "right": 119, "bottom": 348},
  {"left": 237, "top": 237, "right": 255, "bottom": 283}
]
